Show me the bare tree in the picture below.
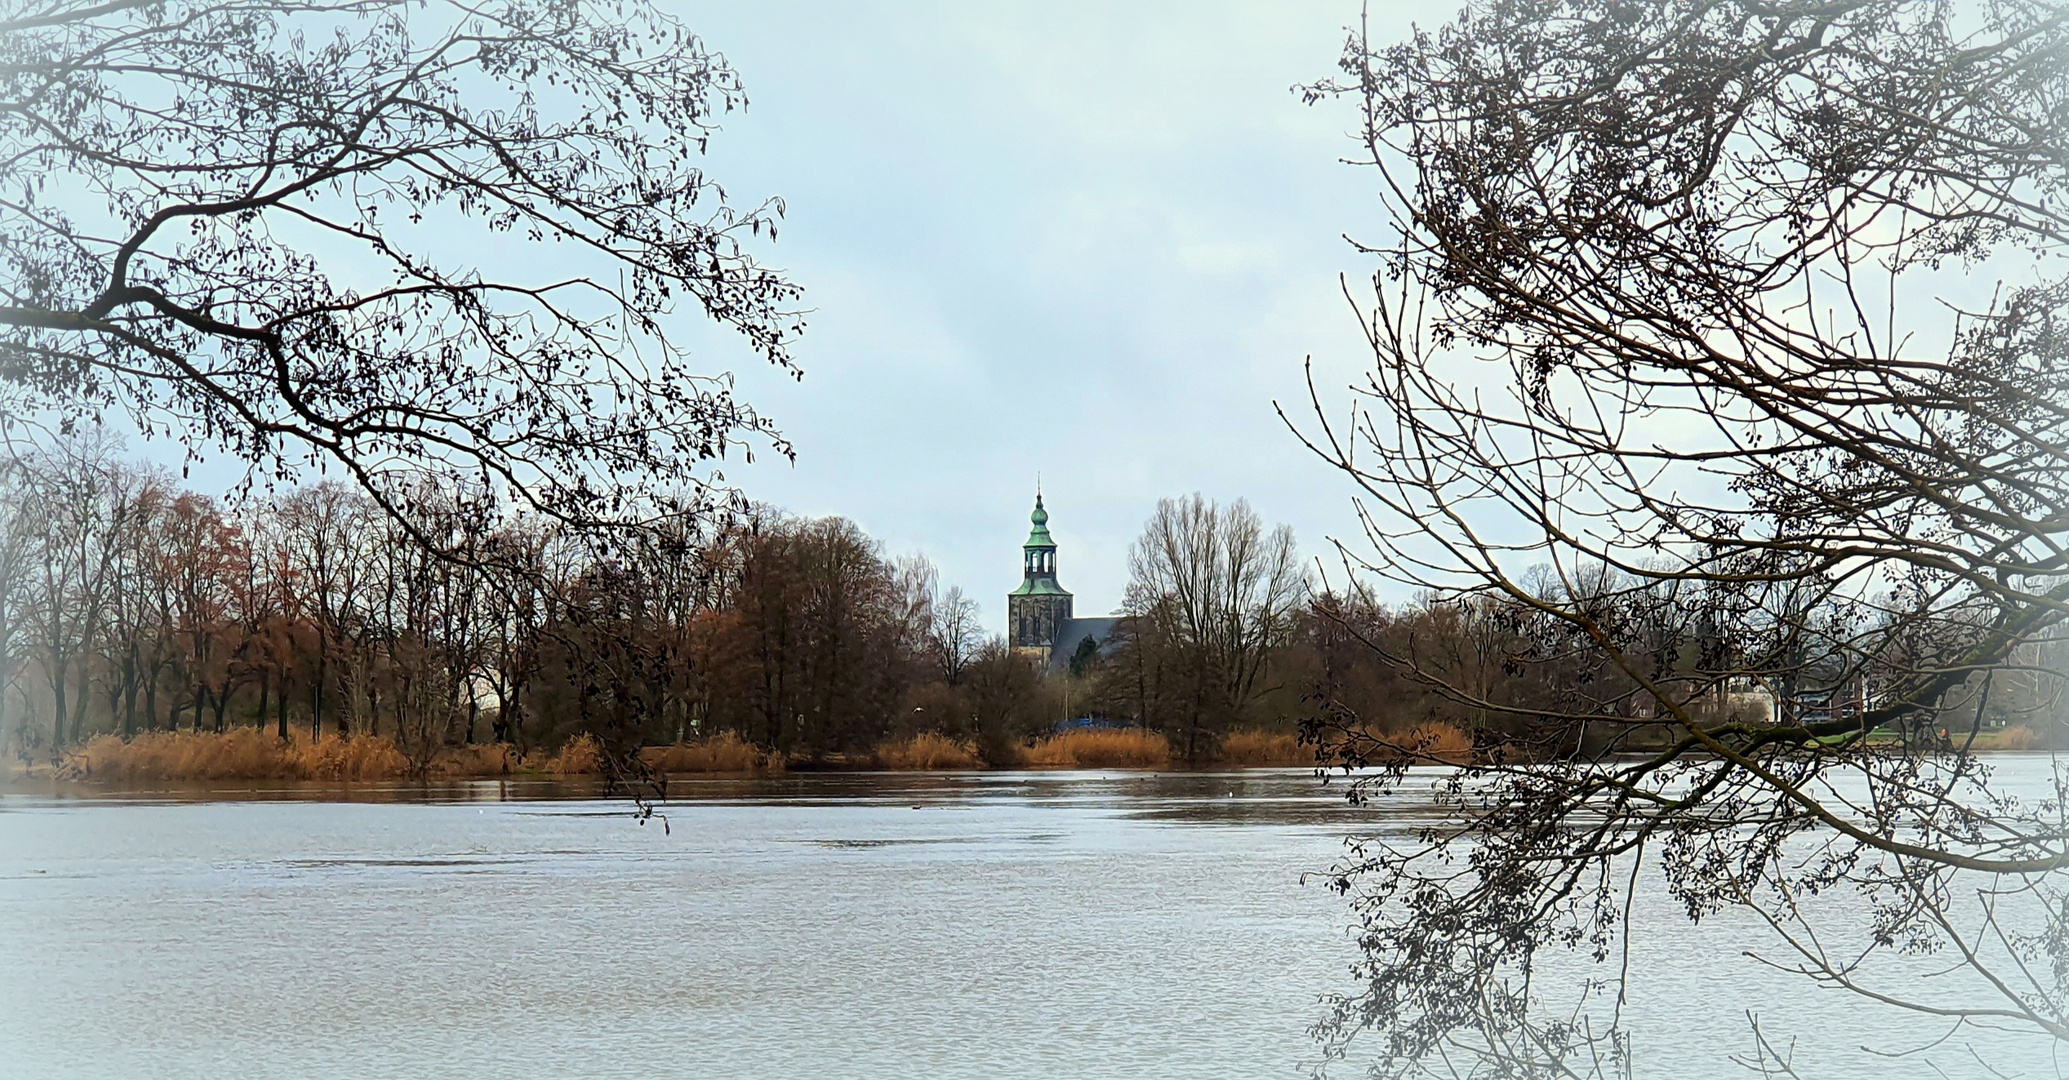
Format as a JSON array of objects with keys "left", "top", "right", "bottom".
[
  {"left": 97, "top": 473, "right": 169, "bottom": 736},
  {"left": 163, "top": 491, "right": 247, "bottom": 731},
  {"left": 929, "top": 585, "right": 984, "bottom": 688},
  {"left": 962, "top": 635, "right": 1044, "bottom": 763},
  {"left": 1120, "top": 494, "right": 1305, "bottom": 762},
  {"left": 0, "top": 0, "right": 800, "bottom": 547},
  {"left": 276, "top": 482, "right": 372, "bottom": 738},
  {"left": 1293, "top": 0, "right": 2069, "bottom": 1074},
  {"left": 18, "top": 436, "right": 139, "bottom": 747},
  {"left": 478, "top": 518, "right": 554, "bottom": 749},
  {"left": 0, "top": 459, "right": 33, "bottom": 751}
]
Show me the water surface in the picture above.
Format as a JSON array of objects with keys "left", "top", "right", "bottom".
[{"left": 0, "top": 766, "right": 2061, "bottom": 1079}]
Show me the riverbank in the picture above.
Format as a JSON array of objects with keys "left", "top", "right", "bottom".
[
  {"left": 10, "top": 726, "right": 1318, "bottom": 785},
  {"left": 17, "top": 722, "right": 2050, "bottom": 786}
]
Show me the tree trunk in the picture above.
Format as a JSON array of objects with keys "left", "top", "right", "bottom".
[
  {"left": 113, "top": 651, "right": 136, "bottom": 738},
  {"left": 121, "top": 672, "right": 137, "bottom": 737},
  {"left": 491, "top": 684, "right": 511, "bottom": 745},
  {"left": 50, "top": 656, "right": 68, "bottom": 748},
  {"left": 311, "top": 649, "right": 325, "bottom": 742}
]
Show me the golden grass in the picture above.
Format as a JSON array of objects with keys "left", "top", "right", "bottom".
[
  {"left": 1022, "top": 727, "right": 1172, "bottom": 769},
  {"left": 1217, "top": 729, "right": 1309, "bottom": 767},
  {"left": 301, "top": 733, "right": 412, "bottom": 779},
  {"left": 56, "top": 728, "right": 407, "bottom": 782},
  {"left": 642, "top": 731, "right": 777, "bottom": 773},
  {"left": 872, "top": 732, "right": 980, "bottom": 770},
  {"left": 1366, "top": 721, "right": 1474, "bottom": 765},
  {"left": 51, "top": 722, "right": 1372, "bottom": 782},
  {"left": 428, "top": 742, "right": 512, "bottom": 778},
  {"left": 52, "top": 729, "right": 798, "bottom": 783},
  {"left": 1972, "top": 725, "right": 2051, "bottom": 751},
  {"left": 539, "top": 734, "right": 602, "bottom": 776}
]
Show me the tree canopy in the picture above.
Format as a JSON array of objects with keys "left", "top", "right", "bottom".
[
  {"left": 0, "top": 0, "right": 802, "bottom": 547},
  {"left": 1297, "top": 0, "right": 2069, "bottom": 1072}
]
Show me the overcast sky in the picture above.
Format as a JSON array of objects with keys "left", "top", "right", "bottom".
[{"left": 652, "top": 1, "right": 1441, "bottom": 634}]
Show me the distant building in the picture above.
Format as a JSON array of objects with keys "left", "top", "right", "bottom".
[{"left": 1006, "top": 493, "right": 1118, "bottom": 669}]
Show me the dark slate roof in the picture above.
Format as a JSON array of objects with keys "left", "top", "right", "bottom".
[{"left": 1050, "top": 616, "right": 1121, "bottom": 669}]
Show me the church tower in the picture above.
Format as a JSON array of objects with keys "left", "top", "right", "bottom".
[{"left": 1007, "top": 493, "right": 1073, "bottom": 660}]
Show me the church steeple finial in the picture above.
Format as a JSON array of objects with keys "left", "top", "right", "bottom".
[{"left": 1026, "top": 488, "right": 1052, "bottom": 542}]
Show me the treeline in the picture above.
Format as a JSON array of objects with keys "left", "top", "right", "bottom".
[
  {"left": 0, "top": 445, "right": 1297, "bottom": 767},
  {"left": 9, "top": 444, "right": 2056, "bottom": 773},
  {"left": 0, "top": 440, "right": 1027, "bottom": 769}
]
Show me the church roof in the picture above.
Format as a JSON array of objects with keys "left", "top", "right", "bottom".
[
  {"left": 1009, "top": 576, "right": 1071, "bottom": 598},
  {"left": 1049, "top": 616, "right": 1121, "bottom": 669}
]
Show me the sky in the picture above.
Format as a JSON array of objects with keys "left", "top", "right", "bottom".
[
  {"left": 102, "top": 0, "right": 1441, "bottom": 634},
  {"left": 649, "top": 1, "right": 1439, "bottom": 633}
]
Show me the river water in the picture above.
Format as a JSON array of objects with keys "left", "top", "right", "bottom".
[{"left": 0, "top": 765, "right": 2062, "bottom": 1079}]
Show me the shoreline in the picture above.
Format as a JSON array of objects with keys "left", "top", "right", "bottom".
[
  {"left": 6, "top": 726, "right": 1318, "bottom": 787},
  {"left": 10, "top": 724, "right": 2054, "bottom": 791},
  {"left": 0, "top": 760, "right": 1335, "bottom": 802}
]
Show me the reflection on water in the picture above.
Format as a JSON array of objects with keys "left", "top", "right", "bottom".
[
  {"left": 0, "top": 769, "right": 1366, "bottom": 1080},
  {"left": 0, "top": 765, "right": 2061, "bottom": 1079},
  {"left": 0, "top": 768, "right": 1427, "bottom": 826}
]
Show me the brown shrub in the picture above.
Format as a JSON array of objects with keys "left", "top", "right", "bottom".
[
  {"left": 872, "top": 732, "right": 980, "bottom": 770},
  {"left": 428, "top": 742, "right": 512, "bottom": 778},
  {"left": 539, "top": 734, "right": 602, "bottom": 776},
  {"left": 292, "top": 733, "right": 409, "bottom": 780},
  {"left": 642, "top": 731, "right": 771, "bottom": 773},
  {"left": 1365, "top": 722, "right": 1474, "bottom": 766},
  {"left": 1022, "top": 727, "right": 1172, "bottom": 769},
  {"left": 1983, "top": 726, "right": 2042, "bottom": 751},
  {"left": 56, "top": 729, "right": 407, "bottom": 782},
  {"left": 1217, "top": 729, "right": 1309, "bottom": 767}
]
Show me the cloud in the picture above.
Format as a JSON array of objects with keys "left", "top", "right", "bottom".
[{"left": 657, "top": 0, "right": 1439, "bottom": 631}]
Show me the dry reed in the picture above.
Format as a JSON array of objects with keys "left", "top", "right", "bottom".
[
  {"left": 1363, "top": 721, "right": 1474, "bottom": 766},
  {"left": 540, "top": 734, "right": 602, "bottom": 776},
  {"left": 641, "top": 731, "right": 774, "bottom": 773},
  {"left": 1022, "top": 727, "right": 1172, "bottom": 768},
  {"left": 1973, "top": 725, "right": 2063, "bottom": 751},
  {"left": 57, "top": 728, "right": 408, "bottom": 782},
  {"left": 51, "top": 729, "right": 796, "bottom": 783},
  {"left": 1994, "top": 726, "right": 2039, "bottom": 751},
  {"left": 872, "top": 732, "right": 980, "bottom": 770},
  {"left": 1217, "top": 729, "right": 1309, "bottom": 767},
  {"left": 428, "top": 742, "right": 512, "bottom": 778}
]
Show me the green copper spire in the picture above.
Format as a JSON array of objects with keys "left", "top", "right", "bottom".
[
  {"left": 1025, "top": 492, "right": 1053, "bottom": 547},
  {"left": 1009, "top": 491, "right": 1069, "bottom": 598}
]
